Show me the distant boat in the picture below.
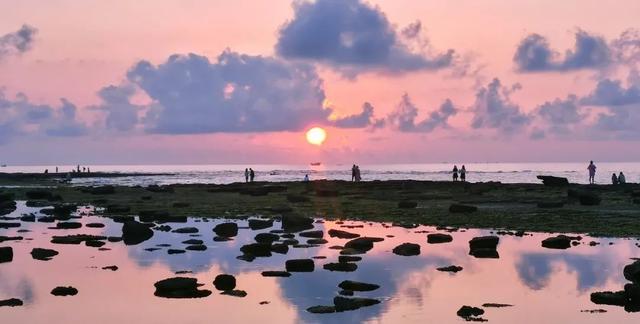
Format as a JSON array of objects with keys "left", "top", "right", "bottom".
[{"left": 310, "top": 162, "right": 321, "bottom": 166}]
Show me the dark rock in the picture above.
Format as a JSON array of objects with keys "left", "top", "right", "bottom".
[
  {"left": 86, "top": 223, "right": 105, "bottom": 228},
  {"left": 172, "top": 227, "right": 199, "bottom": 234},
  {"left": 213, "top": 222, "right": 238, "bottom": 237},
  {"left": 299, "top": 230, "right": 324, "bottom": 238},
  {"left": 285, "top": 259, "right": 314, "bottom": 272},
  {"left": 30, "top": 248, "right": 59, "bottom": 261},
  {"left": 470, "top": 248, "right": 500, "bottom": 259},
  {"left": 398, "top": 201, "right": 417, "bottom": 209},
  {"left": 333, "top": 296, "right": 380, "bottom": 312},
  {"left": 112, "top": 215, "right": 134, "bottom": 223},
  {"left": 102, "top": 265, "right": 118, "bottom": 271},
  {"left": 392, "top": 243, "right": 421, "bottom": 256},
  {"left": 106, "top": 205, "right": 131, "bottom": 213},
  {"left": 255, "top": 233, "right": 280, "bottom": 244},
  {"left": 261, "top": 271, "right": 291, "bottom": 277},
  {"left": 54, "top": 222, "right": 82, "bottom": 229},
  {"left": 248, "top": 219, "right": 273, "bottom": 230},
  {"left": 37, "top": 216, "right": 56, "bottom": 223},
  {"left": 213, "top": 236, "right": 232, "bottom": 242},
  {"left": 0, "top": 298, "right": 23, "bottom": 307},
  {"left": 107, "top": 236, "right": 123, "bottom": 243},
  {"left": 281, "top": 239, "right": 299, "bottom": 246},
  {"left": 122, "top": 220, "right": 154, "bottom": 245},
  {"left": 0, "top": 222, "right": 20, "bottom": 229},
  {"left": 344, "top": 237, "right": 384, "bottom": 253},
  {"left": 153, "top": 277, "right": 211, "bottom": 299},
  {"left": 167, "top": 249, "right": 186, "bottom": 254},
  {"left": 469, "top": 236, "right": 499, "bottom": 249},
  {"left": 449, "top": 204, "right": 478, "bottom": 213},
  {"left": 328, "top": 229, "right": 360, "bottom": 239},
  {"left": 339, "top": 248, "right": 364, "bottom": 255},
  {"left": 482, "top": 303, "right": 513, "bottom": 308},
  {"left": 541, "top": 235, "right": 579, "bottom": 249},
  {"left": 213, "top": 274, "right": 236, "bottom": 291},
  {"left": 286, "top": 194, "right": 309, "bottom": 203},
  {"left": 145, "top": 248, "right": 160, "bottom": 252},
  {"left": 307, "top": 238, "right": 328, "bottom": 245},
  {"left": 457, "top": 305, "right": 485, "bottom": 319},
  {"left": 240, "top": 243, "right": 272, "bottom": 257},
  {"left": 307, "top": 305, "right": 336, "bottom": 314},
  {"left": 537, "top": 175, "right": 569, "bottom": 186},
  {"left": 338, "top": 280, "right": 379, "bottom": 292},
  {"left": 338, "top": 256, "right": 362, "bottom": 263},
  {"left": 624, "top": 261, "right": 640, "bottom": 283},
  {"left": 0, "top": 236, "right": 22, "bottom": 243},
  {"left": 271, "top": 243, "right": 289, "bottom": 254},
  {"left": 625, "top": 283, "right": 640, "bottom": 302},
  {"left": 185, "top": 244, "right": 207, "bottom": 251},
  {"left": 20, "top": 214, "right": 36, "bottom": 222},
  {"left": 51, "top": 234, "right": 107, "bottom": 245},
  {"left": 220, "top": 290, "right": 247, "bottom": 297},
  {"left": 323, "top": 262, "right": 357, "bottom": 272},
  {"left": 437, "top": 265, "right": 463, "bottom": 273},
  {"left": 579, "top": 192, "right": 602, "bottom": 206},
  {"left": 182, "top": 239, "right": 203, "bottom": 245},
  {"left": 427, "top": 233, "right": 453, "bottom": 244},
  {"left": 281, "top": 214, "right": 314, "bottom": 232},
  {"left": 590, "top": 291, "right": 627, "bottom": 306},
  {"left": 51, "top": 286, "right": 78, "bottom": 296},
  {"left": 0, "top": 247, "right": 13, "bottom": 263}
]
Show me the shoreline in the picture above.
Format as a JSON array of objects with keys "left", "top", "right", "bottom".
[{"left": 1, "top": 178, "right": 639, "bottom": 237}]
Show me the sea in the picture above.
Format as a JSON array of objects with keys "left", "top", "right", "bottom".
[{"left": 1, "top": 162, "right": 639, "bottom": 186}]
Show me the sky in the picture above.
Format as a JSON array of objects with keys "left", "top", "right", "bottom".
[{"left": 1, "top": 0, "right": 640, "bottom": 165}]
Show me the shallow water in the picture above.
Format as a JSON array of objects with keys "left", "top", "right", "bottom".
[
  {"left": 0, "top": 202, "right": 639, "bottom": 323},
  {"left": 3, "top": 162, "right": 640, "bottom": 186}
]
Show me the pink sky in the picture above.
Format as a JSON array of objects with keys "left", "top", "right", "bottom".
[{"left": 1, "top": 0, "right": 639, "bottom": 164}]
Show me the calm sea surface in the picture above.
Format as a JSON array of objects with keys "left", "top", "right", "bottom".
[
  {"left": 0, "top": 203, "right": 638, "bottom": 323},
  {"left": 2, "top": 162, "right": 640, "bottom": 186}
]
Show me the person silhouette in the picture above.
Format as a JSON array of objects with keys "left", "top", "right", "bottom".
[
  {"left": 351, "top": 164, "right": 357, "bottom": 182},
  {"left": 244, "top": 168, "right": 249, "bottom": 183},
  {"left": 619, "top": 172, "right": 626, "bottom": 184},
  {"left": 587, "top": 161, "right": 597, "bottom": 184},
  {"left": 612, "top": 173, "right": 618, "bottom": 185},
  {"left": 460, "top": 165, "right": 466, "bottom": 182},
  {"left": 249, "top": 168, "right": 255, "bottom": 182},
  {"left": 452, "top": 165, "right": 459, "bottom": 182},
  {"left": 304, "top": 174, "right": 309, "bottom": 182}
]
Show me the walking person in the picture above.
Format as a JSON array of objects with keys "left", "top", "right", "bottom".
[
  {"left": 452, "top": 165, "right": 459, "bottom": 182},
  {"left": 587, "top": 161, "right": 597, "bottom": 184},
  {"left": 244, "top": 168, "right": 249, "bottom": 183},
  {"left": 460, "top": 165, "right": 466, "bottom": 182},
  {"left": 249, "top": 168, "right": 255, "bottom": 182}
]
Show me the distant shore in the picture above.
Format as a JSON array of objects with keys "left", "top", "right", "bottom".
[{"left": 1, "top": 178, "right": 639, "bottom": 237}]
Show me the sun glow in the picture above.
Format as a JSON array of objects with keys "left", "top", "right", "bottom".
[{"left": 305, "top": 127, "right": 327, "bottom": 146}]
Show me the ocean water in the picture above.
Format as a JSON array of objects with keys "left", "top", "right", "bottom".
[
  {"left": 2, "top": 162, "right": 639, "bottom": 186},
  {"left": 0, "top": 202, "right": 638, "bottom": 323}
]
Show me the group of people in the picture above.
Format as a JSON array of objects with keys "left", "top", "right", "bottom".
[
  {"left": 351, "top": 164, "right": 362, "bottom": 182},
  {"left": 44, "top": 165, "right": 90, "bottom": 174},
  {"left": 244, "top": 168, "right": 255, "bottom": 182},
  {"left": 612, "top": 172, "right": 627, "bottom": 185},
  {"left": 452, "top": 165, "right": 467, "bottom": 182},
  {"left": 588, "top": 161, "right": 629, "bottom": 185}
]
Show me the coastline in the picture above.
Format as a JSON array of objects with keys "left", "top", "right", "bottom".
[{"left": 2, "top": 177, "right": 640, "bottom": 237}]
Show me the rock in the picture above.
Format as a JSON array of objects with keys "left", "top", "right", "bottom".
[
  {"left": 392, "top": 243, "right": 420, "bottom": 256},
  {"left": 457, "top": 305, "right": 485, "bottom": 319},
  {"left": 255, "top": 233, "right": 280, "bottom": 244},
  {"left": 248, "top": 219, "right": 273, "bottom": 230},
  {"left": 541, "top": 235, "right": 578, "bottom": 249},
  {"left": 537, "top": 175, "right": 569, "bottom": 186},
  {"left": 102, "top": 265, "right": 118, "bottom": 271},
  {"left": 625, "top": 283, "right": 640, "bottom": 302},
  {"left": 20, "top": 215, "right": 36, "bottom": 222},
  {"left": 0, "top": 222, "right": 20, "bottom": 229},
  {"left": 0, "top": 236, "right": 22, "bottom": 243},
  {"left": 338, "top": 256, "right": 362, "bottom": 263},
  {"left": 299, "top": 230, "right": 324, "bottom": 238},
  {"left": 344, "top": 237, "right": 384, "bottom": 253},
  {"left": 449, "top": 204, "right": 478, "bottom": 213},
  {"left": 213, "top": 274, "right": 236, "bottom": 291},
  {"left": 286, "top": 194, "right": 309, "bottom": 203},
  {"left": 54, "top": 222, "right": 82, "bottom": 229},
  {"left": 281, "top": 214, "right": 314, "bottom": 232},
  {"left": 328, "top": 229, "right": 360, "bottom": 239},
  {"left": 340, "top": 248, "right": 364, "bottom": 255},
  {"left": 240, "top": 243, "right": 272, "bottom": 257},
  {"left": 469, "top": 236, "right": 499, "bottom": 249},
  {"left": 624, "top": 261, "right": 640, "bottom": 283},
  {"left": 271, "top": 243, "right": 289, "bottom": 254},
  {"left": 145, "top": 248, "right": 160, "bottom": 252},
  {"left": 51, "top": 286, "right": 78, "bottom": 296},
  {"left": 0, "top": 247, "right": 13, "bottom": 263},
  {"left": 220, "top": 290, "right": 247, "bottom": 297},
  {"left": 30, "top": 248, "right": 59, "bottom": 261},
  {"left": 579, "top": 192, "right": 601, "bottom": 206},
  {"left": 122, "top": 220, "right": 154, "bottom": 245},
  {"left": 398, "top": 201, "right": 417, "bottom": 209},
  {"left": 37, "top": 216, "right": 56, "bottom": 223},
  {"left": 154, "top": 277, "right": 212, "bottom": 299},
  {"left": 107, "top": 236, "right": 122, "bottom": 243},
  {"left": 307, "top": 305, "right": 336, "bottom": 314},
  {"left": 213, "top": 236, "right": 232, "bottom": 242},
  {"left": 338, "top": 280, "right": 379, "bottom": 292},
  {"left": 285, "top": 259, "right": 314, "bottom": 272},
  {"left": 427, "top": 233, "right": 453, "bottom": 244},
  {"left": 482, "top": 303, "right": 513, "bottom": 308},
  {"left": 590, "top": 291, "right": 627, "bottom": 306},
  {"left": 333, "top": 296, "right": 380, "bottom": 312},
  {"left": 323, "top": 262, "right": 357, "bottom": 272},
  {"left": 470, "top": 248, "right": 500, "bottom": 259},
  {"left": 182, "top": 239, "right": 203, "bottom": 245},
  {"left": 213, "top": 222, "right": 238, "bottom": 237},
  {"left": 307, "top": 238, "right": 328, "bottom": 245},
  {"left": 51, "top": 234, "right": 107, "bottom": 245},
  {"left": 261, "top": 271, "right": 291, "bottom": 277},
  {"left": 0, "top": 298, "right": 23, "bottom": 307},
  {"left": 437, "top": 265, "right": 463, "bottom": 273},
  {"left": 185, "top": 244, "right": 207, "bottom": 251},
  {"left": 106, "top": 205, "right": 131, "bottom": 213},
  {"left": 167, "top": 249, "right": 186, "bottom": 254},
  {"left": 172, "top": 227, "right": 199, "bottom": 234},
  {"left": 86, "top": 223, "right": 105, "bottom": 228}
]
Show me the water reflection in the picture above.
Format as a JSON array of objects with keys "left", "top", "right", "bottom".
[{"left": 0, "top": 202, "right": 639, "bottom": 323}]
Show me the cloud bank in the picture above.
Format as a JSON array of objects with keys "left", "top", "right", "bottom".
[{"left": 0, "top": 25, "right": 37, "bottom": 60}]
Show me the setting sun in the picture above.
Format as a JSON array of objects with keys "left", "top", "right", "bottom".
[{"left": 305, "top": 127, "right": 327, "bottom": 146}]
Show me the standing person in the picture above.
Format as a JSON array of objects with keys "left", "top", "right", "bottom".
[
  {"left": 460, "top": 165, "right": 467, "bottom": 182},
  {"left": 355, "top": 165, "right": 361, "bottom": 182},
  {"left": 87, "top": 167, "right": 90, "bottom": 174},
  {"left": 351, "top": 164, "right": 357, "bottom": 182},
  {"left": 304, "top": 174, "right": 309, "bottom": 182},
  {"left": 244, "top": 168, "right": 249, "bottom": 183},
  {"left": 619, "top": 172, "right": 626, "bottom": 184},
  {"left": 249, "top": 168, "right": 255, "bottom": 182},
  {"left": 587, "top": 161, "right": 597, "bottom": 184},
  {"left": 55, "top": 167, "right": 58, "bottom": 173},
  {"left": 452, "top": 165, "right": 459, "bottom": 182},
  {"left": 612, "top": 173, "right": 618, "bottom": 185},
  {"left": 77, "top": 165, "right": 80, "bottom": 173}
]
